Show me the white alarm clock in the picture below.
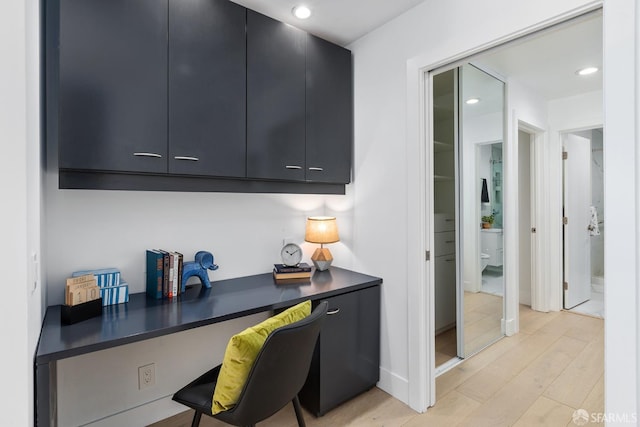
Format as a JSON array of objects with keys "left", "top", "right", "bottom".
[{"left": 280, "top": 243, "right": 303, "bottom": 267}]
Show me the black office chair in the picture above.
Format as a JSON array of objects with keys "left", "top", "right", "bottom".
[{"left": 173, "top": 301, "right": 328, "bottom": 427}]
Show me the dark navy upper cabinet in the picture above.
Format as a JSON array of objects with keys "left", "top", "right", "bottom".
[
  {"left": 53, "top": 0, "right": 352, "bottom": 192},
  {"left": 306, "top": 35, "right": 353, "bottom": 184},
  {"left": 58, "top": 0, "right": 168, "bottom": 173},
  {"left": 168, "top": 0, "right": 246, "bottom": 177},
  {"left": 246, "top": 10, "right": 307, "bottom": 181},
  {"left": 246, "top": 15, "right": 353, "bottom": 184}
]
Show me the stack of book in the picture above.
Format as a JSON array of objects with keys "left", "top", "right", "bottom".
[
  {"left": 71, "top": 268, "right": 129, "bottom": 306},
  {"left": 146, "top": 249, "right": 184, "bottom": 299},
  {"left": 272, "top": 263, "right": 312, "bottom": 283}
]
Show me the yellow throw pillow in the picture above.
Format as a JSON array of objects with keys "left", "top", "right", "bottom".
[{"left": 211, "top": 300, "right": 312, "bottom": 414}]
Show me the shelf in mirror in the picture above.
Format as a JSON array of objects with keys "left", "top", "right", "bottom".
[{"left": 434, "top": 140, "right": 454, "bottom": 152}]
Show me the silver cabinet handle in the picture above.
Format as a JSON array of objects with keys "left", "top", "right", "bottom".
[
  {"left": 327, "top": 308, "right": 340, "bottom": 315},
  {"left": 445, "top": 258, "right": 455, "bottom": 263},
  {"left": 133, "top": 152, "right": 162, "bottom": 158},
  {"left": 174, "top": 156, "right": 199, "bottom": 161},
  {"left": 308, "top": 167, "right": 324, "bottom": 171},
  {"left": 445, "top": 240, "right": 455, "bottom": 244},
  {"left": 285, "top": 165, "right": 302, "bottom": 170}
]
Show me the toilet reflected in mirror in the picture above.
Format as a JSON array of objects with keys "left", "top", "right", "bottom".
[
  {"left": 478, "top": 141, "right": 504, "bottom": 297},
  {"left": 481, "top": 228, "right": 503, "bottom": 296}
]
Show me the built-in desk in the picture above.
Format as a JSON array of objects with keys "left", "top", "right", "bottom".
[{"left": 35, "top": 267, "right": 382, "bottom": 426}]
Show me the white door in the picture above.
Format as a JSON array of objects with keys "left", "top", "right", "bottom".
[{"left": 563, "top": 133, "right": 592, "bottom": 309}]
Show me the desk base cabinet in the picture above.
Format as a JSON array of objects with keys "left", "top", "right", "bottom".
[{"left": 300, "top": 285, "right": 380, "bottom": 416}]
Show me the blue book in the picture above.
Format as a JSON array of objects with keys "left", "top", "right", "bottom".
[{"left": 146, "top": 250, "right": 164, "bottom": 299}]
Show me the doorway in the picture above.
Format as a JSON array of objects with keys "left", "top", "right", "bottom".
[
  {"left": 409, "top": 7, "right": 602, "bottom": 414},
  {"left": 518, "top": 129, "right": 534, "bottom": 307},
  {"left": 563, "top": 128, "right": 604, "bottom": 318}
]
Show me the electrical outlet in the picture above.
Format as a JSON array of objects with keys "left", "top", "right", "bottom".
[{"left": 138, "top": 363, "right": 155, "bottom": 390}]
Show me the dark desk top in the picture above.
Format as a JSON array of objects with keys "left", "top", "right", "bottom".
[{"left": 36, "top": 267, "right": 382, "bottom": 364}]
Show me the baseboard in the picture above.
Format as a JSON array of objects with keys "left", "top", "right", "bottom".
[
  {"left": 592, "top": 276, "right": 604, "bottom": 293},
  {"left": 377, "top": 366, "right": 409, "bottom": 406},
  {"left": 502, "top": 317, "right": 516, "bottom": 336}
]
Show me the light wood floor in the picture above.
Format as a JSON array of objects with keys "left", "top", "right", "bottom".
[
  {"left": 436, "top": 291, "right": 505, "bottom": 367},
  {"left": 151, "top": 305, "right": 604, "bottom": 427},
  {"left": 435, "top": 327, "right": 457, "bottom": 366}
]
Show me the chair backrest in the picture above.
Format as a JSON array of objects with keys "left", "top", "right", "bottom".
[{"left": 221, "top": 301, "right": 328, "bottom": 425}]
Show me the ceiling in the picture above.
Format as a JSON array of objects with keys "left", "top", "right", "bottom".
[
  {"left": 229, "top": 0, "right": 427, "bottom": 46},
  {"left": 474, "top": 11, "right": 603, "bottom": 101},
  {"left": 434, "top": 11, "right": 602, "bottom": 120}
]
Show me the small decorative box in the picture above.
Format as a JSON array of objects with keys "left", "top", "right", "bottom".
[
  {"left": 72, "top": 268, "right": 121, "bottom": 288},
  {"left": 100, "top": 283, "right": 129, "bottom": 306}
]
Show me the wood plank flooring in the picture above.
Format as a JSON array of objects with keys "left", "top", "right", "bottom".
[
  {"left": 150, "top": 305, "right": 603, "bottom": 427},
  {"left": 435, "top": 291, "right": 505, "bottom": 367}
]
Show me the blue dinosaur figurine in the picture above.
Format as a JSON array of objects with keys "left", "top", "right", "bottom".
[{"left": 181, "top": 251, "right": 219, "bottom": 292}]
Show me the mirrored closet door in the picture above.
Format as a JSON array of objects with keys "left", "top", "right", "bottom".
[{"left": 433, "top": 63, "right": 505, "bottom": 368}]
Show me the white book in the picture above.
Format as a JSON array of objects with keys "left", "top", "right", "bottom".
[
  {"left": 168, "top": 252, "right": 175, "bottom": 298},
  {"left": 170, "top": 252, "right": 179, "bottom": 297}
]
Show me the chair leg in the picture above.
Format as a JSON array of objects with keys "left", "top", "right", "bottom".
[
  {"left": 191, "top": 410, "right": 203, "bottom": 427},
  {"left": 292, "top": 395, "right": 306, "bottom": 427}
]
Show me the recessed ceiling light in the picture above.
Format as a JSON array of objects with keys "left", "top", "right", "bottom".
[
  {"left": 292, "top": 5, "right": 311, "bottom": 19},
  {"left": 576, "top": 67, "right": 599, "bottom": 76},
  {"left": 465, "top": 98, "right": 480, "bottom": 105}
]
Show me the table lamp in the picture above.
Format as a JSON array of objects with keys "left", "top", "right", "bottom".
[{"left": 305, "top": 216, "right": 339, "bottom": 271}]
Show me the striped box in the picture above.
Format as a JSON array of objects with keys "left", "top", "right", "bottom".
[
  {"left": 99, "top": 283, "right": 129, "bottom": 306},
  {"left": 72, "top": 268, "right": 121, "bottom": 288}
]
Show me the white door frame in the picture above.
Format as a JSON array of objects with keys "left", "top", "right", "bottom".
[
  {"left": 550, "top": 125, "right": 603, "bottom": 311},
  {"left": 405, "top": 3, "right": 603, "bottom": 413},
  {"left": 517, "top": 122, "right": 547, "bottom": 313}
]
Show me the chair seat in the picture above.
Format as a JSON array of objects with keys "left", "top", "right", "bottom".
[{"left": 173, "top": 365, "right": 221, "bottom": 415}]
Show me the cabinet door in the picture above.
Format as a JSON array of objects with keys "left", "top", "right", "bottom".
[
  {"left": 59, "top": 0, "right": 167, "bottom": 173},
  {"left": 301, "top": 286, "right": 380, "bottom": 416},
  {"left": 435, "top": 255, "right": 457, "bottom": 332},
  {"left": 306, "top": 35, "right": 352, "bottom": 183},
  {"left": 168, "top": 0, "right": 246, "bottom": 177},
  {"left": 246, "top": 10, "right": 306, "bottom": 181}
]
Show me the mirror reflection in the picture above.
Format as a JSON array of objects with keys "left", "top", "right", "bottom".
[
  {"left": 433, "top": 63, "right": 505, "bottom": 367},
  {"left": 461, "top": 63, "right": 504, "bottom": 357}
]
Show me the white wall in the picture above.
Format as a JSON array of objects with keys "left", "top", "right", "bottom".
[
  {"left": 44, "top": 188, "right": 354, "bottom": 302},
  {"left": 0, "top": 0, "right": 42, "bottom": 425},
  {"left": 602, "top": 1, "right": 639, "bottom": 420}
]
